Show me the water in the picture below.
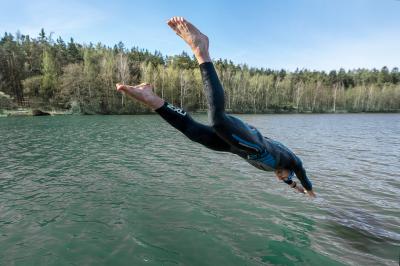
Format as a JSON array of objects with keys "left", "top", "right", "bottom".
[{"left": 0, "top": 113, "right": 399, "bottom": 266}]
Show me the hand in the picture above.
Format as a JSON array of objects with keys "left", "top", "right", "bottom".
[
  {"left": 296, "top": 186, "right": 306, "bottom": 194},
  {"left": 305, "top": 189, "right": 316, "bottom": 198}
]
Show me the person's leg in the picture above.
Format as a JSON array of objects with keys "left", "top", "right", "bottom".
[
  {"left": 116, "top": 83, "right": 230, "bottom": 152},
  {"left": 199, "top": 62, "right": 265, "bottom": 153},
  {"left": 167, "top": 17, "right": 265, "bottom": 154}
]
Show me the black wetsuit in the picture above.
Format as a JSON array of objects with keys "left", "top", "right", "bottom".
[{"left": 155, "top": 62, "right": 312, "bottom": 191}]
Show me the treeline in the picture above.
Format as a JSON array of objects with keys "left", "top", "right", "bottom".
[{"left": 1, "top": 29, "right": 399, "bottom": 114}]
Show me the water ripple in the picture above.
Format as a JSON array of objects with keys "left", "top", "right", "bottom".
[{"left": 0, "top": 114, "right": 399, "bottom": 265}]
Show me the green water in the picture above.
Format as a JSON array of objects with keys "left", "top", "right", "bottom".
[{"left": 1, "top": 114, "right": 399, "bottom": 265}]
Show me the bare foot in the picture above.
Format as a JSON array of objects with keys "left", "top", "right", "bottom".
[
  {"left": 116, "top": 83, "right": 164, "bottom": 109},
  {"left": 167, "top": 16, "right": 211, "bottom": 64}
]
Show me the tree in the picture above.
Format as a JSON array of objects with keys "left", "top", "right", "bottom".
[
  {"left": 38, "top": 28, "right": 46, "bottom": 43},
  {"left": 0, "top": 30, "right": 399, "bottom": 114},
  {"left": 67, "top": 38, "right": 82, "bottom": 63},
  {"left": 116, "top": 52, "right": 129, "bottom": 106},
  {"left": 41, "top": 49, "right": 57, "bottom": 101}
]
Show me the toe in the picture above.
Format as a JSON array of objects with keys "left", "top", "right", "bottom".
[
  {"left": 169, "top": 17, "right": 177, "bottom": 24},
  {"left": 167, "top": 19, "right": 181, "bottom": 33},
  {"left": 181, "top": 21, "right": 189, "bottom": 31},
  {"left": 173, "top": 17, "right": 179, "bottom": 25},
  {"left": 138, "top": 82, "right": 151, "bottom": 87},
  {"left": 167, "top": 20, "right": 176, "bottom": 29},
  {"left": 116, "top": 84, "right": 127, "bottom": 91}
]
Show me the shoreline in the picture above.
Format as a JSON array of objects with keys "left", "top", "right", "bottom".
[
  {"left": 0, "top": 108, "right": 72, "bottom": 117},
  {"left": 1, "top": 108, "right": 399, "bottom": 117}
]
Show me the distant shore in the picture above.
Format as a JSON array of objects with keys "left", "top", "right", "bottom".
[
  {"left": 0, "top": 108, "right": 71, "bottom": 117},
  {"left": 1, "top": 108, "right": 399, "bottom": 117},
  {"left": 1, "top": 29, "right": 399, "bottom": 119}
]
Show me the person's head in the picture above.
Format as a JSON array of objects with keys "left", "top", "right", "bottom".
[{"left": 274, "top": 168, "right": 291, "bottom": 181}]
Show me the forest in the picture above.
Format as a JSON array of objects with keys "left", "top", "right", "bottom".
[{"left": 1, "top": 29, "right": 399, "bottom": 114}]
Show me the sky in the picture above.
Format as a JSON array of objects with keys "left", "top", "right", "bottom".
[{"left": 1, "top": 0, "right": 399, "bottom": 71}]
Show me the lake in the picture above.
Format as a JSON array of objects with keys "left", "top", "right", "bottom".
[{"left": 0, "top": 113, "right": 399, "bottom": 265}]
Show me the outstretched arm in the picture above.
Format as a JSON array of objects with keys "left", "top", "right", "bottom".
[
  {"left": 293, "top": 166, "right": 316, "bottom": 197},
  {"left": 283, "top": 179, "right": 306, "bottom": 194}
]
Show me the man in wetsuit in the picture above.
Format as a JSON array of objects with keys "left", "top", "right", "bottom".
[{"left": 116, "top": 17, "right": 316, "bottom": 197}]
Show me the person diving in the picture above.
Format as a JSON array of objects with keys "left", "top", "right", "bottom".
[{"left": 116, "top": 17, "right": 316, "bottom": 197}]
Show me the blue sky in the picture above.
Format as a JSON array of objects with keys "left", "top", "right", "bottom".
[{"left": 1, "top": 0, "right": 399, "bottom": 71}]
